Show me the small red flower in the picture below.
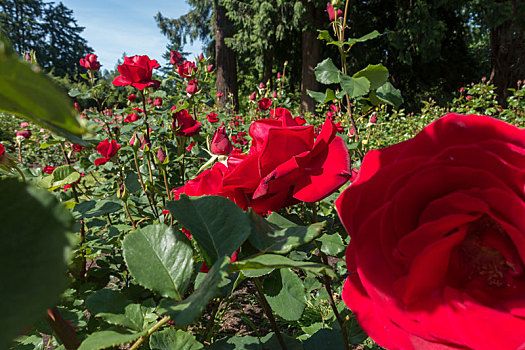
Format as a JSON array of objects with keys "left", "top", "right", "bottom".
[
  {"left": 16, "top": 130, "right": 31, "bottom": 139},
  {"left": 153, "top": 97, "right": 163, "bottom": 106},
  {"left": 95, "top": 139, "right": 120, "bottom": 167},
  {"left": 186, "top": 79, "right": 199, "bottom": 95},
  {"left": 170, "top": 50, "right": 182, "bottom": 66},
  {"left": 207, "top": 112, "right": 219, "bottom": 123},
  {"left": 172, "top": 109, "right": 202, "bottom": 136},
  {"left": 79, "top": 54, "right": 101, "bottom": 71},
  {"left": 43, "top": 165, "right": 55, "bottom": 174},
  {"left": 257, "top": 98, "right": 272, "bottom": 110},
  {"left": 211, "top": 126, "right": 232, "bottom": 155},
  {"left": 177, "top": 61, "right": 197, "bottom": 78},
  {"left": 127, "top": 93, "right": 137, "bottom": 102}
]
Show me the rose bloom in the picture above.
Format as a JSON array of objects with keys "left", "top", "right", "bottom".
[
  {"left": 177, "top": 60, "right": 197, "bottom": 78},
  {"left": 326, "top": 2, "right": 343, "bottom": 21},
  {"left": 0, "top": 142, "right": 5, "bottom": 157},
  {"left": 95, "top": 139, "right": 120, "bottom": 167},
  {"left": 186, "top": 79, "right": 199, "bottom": 95},
  {"left": 112, "top": 55, "right": 161, "bottom": 90},
  {"left": 336, "top": 113, "right": 525, "bottom": 350},
  {"left": 171, "top": 109, "right": 202, "bottom": 136},
  {"left": 124, "top": 112, "right": 141, "bottom": 123},
  {"left": 170, "top": 50, "right": 182, "bottom": 65},
  {"left": 79, "top": 53, "right": 101, "bottom": 71},
  {"left": 16, "top": 130, "right": 31, "bottom": 139},
  {"left": 127, "top": 93, "right": 137, "bottom": 102},
  {"left": 43, "top": 165, "right": 55, "bottom": 174},
  {"left": 257, "top": 97, "right": 272, "bottom": 110},
  {"left": 207, "top": 112, "right": 219, "bottom": 123},
  {"left": 153, "top": 97, "right": 163, "bottom": 106}
]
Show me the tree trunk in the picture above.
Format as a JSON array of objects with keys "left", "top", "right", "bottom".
[
  {"left": 300, "top": 1, "right": 323, "bottom": 114},
  {"left": 215, "top": 2, "right": 239, "bottom": 111},
  {"left": 489, "top": 0, "right": 524, "bottom": 107}
]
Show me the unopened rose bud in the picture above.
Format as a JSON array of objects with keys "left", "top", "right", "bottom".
[
  {"left": 277, "top": 72, "right": 282, "bottom": 79},
  {"left": 207, "top": 64, "right": 214, "bottom": 73},
  {"left": 250, "top": 92, "right": 257, "bottom": 101},
  {"left": 186, "top": 79, "right": 199, "bottom": 95},
  {"left": 370, "top": 113, "right": 378, "bottom": 124},
  {"left": 210, "top": 126, "right": 232, "bottom": 155},
  {"left": 16, "top": 130, "right": 31, "bottom": 139},
  {"left": 157, "top": 147, "right": 166, "bottom": 163},
  {"left": 198, "top": 53, "right": 204, "bottom": 61},
  {"left": 272, "top": 90, "right": 277, "bottom": 98},
  {"left": 128, "top": 93, "right": 137, "bottom": 102}
]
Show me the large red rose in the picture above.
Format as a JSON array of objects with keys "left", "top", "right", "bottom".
[
  {"left": 112, "top": 55, "right": 161, "bottom": 90},
  {"left": 336, "top": 113, "right": 525, "bottom": 350},
  {"left": 95, "top": 139, "right": 120, "bottom": 167}
]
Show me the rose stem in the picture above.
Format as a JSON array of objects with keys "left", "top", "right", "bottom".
[
  {"left": 129, "top": 316, "right": 170, "bottom": 350},
  {"left": 162, "top": 167, "right": 171, "bottom": 200},
  {"left": 141, "top": 91, "right": 151, "bottom": 143},
  {"left": 60, "top": 143, "right": 86, "bottom": 281},
  {"left": 124, "top": 200, "right": 137, "bottom": 229},
  {"left": 46, "top": 307, "right": 80, "bottom": 350},
  {"left": 253, "top": 277, "right": 287, "bottom": 350},
  {"left": 133, "top": 151, "right": 159, "bottom": 219},
  {"left": 311, "top": 202, "right": 350, "bottom": 350}
]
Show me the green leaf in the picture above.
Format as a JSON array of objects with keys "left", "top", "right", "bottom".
[
  {"left": 249, "top": 210, "right": 325, "bottom": 254},
  {"left": 208, "top": 335, "right": 262, "bottom": 349},
  {"left": 260, "top": 333, "right": 303, "bottom": 350},
  {"left": 0, "top": 33, "right": 84, "bottom": 140},
  {"left": 375, "top": 82, "right": 404, "bottom": 109},
  {"left": 340, "top": 74, "right": 370, "bottom": 98},
  {"left": 124, "top": 171, "right": 141, "bottom": 193},
  {"left": 149, "top": 329, "right": 203, "bottom": 350},
  {"left": 317, "top": 30, "right": 334, "bottom": 42},
  {"left": 49, "top": 165, "right": 80, "bottom": 189},
  {"left": 316, "top": 233, "right": 345, "bottom": 256},
  {"left": 306, "top": 88, "right": 337, "bottom": 104},
  {"left": 353, "top": 64, "right": 389, "bottom": 90},
  {"left": 122, "top": 224, "right": 193, "bottom": 300},
  {"left": 346, "top": 30, "right": 381, "bottom": 46},
  {"left": 0, "top": 179, "right": 73, "bottom": 349},
  {"left": 73, "top": 199, "right": 122, "bottom": 219},
  {"left": 264, "top": 269, "right": 306, "bottom": 321},
  {"left": 85, "top": 289, "right": 144, "bottom": 331},
  {"left": 158, "top": 256, "right": 229, "bottom": 325},
  {"left": 166, "top": 195, "right": 251, "bottom": 266},
  {"left": 78, "top": 330, "right": 147, "bottom": 350},
  {"left": 303, "top": 329, "right": 345, "bottom": 350},
  {"left": 314, "top": 58, "right": 341, "bottom": 84},
  {"left": 231, "top": 254, "right": 335, "bottom": 278}
]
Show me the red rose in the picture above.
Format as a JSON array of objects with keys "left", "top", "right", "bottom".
[
  {"left": 171, "top": 109, "right": 202, "bottom": 136},
  {"left": 72, "top": 144, "right": 84, "bottom": 152},
  {"left": 207, "top": 64, "right": 214, "bottom": 72},
  {"left": 124, "top": 112, "right": 141, "bottom": 123},
  {"left": 43, "top": 165, "right": 55, "bottom": 174},
  {"left": 211, "top": 126, "right": 232, "bottom": 155},
  {"left": 207, "top": 112, "right": 219, "bottom": 123},
  {"left": 95, "top": 139, "right": 120, "bottom": 167},
  {"left": 0, "top": 143, "right": 5, "bottom": 157},
  {"left": 326, "top": 2, "right": 343, "bottom": 21},
  {"left": 336, "top": 114, "right": 525, "bottom": 350},
  {"left": 112, "top": 55, "right": 161, "bottom": 90},
  {"left": 177, "top": 60, "right": 197, "bottom": 78},
  {"left": 250, "top": 92, "right": 257, "bottom": 101},
  {"left": 257, "top": 97, "right": 272, "bottom": 110},
  {"left": 16, "top": 130, "right": 31, "bottom": 139},
  {"left": 153, "top": 97, "right": 163, "bottom": 106},
  {"left": 173, "top": 162, "right": 229, "bottom": 200},
  {"left": 79, "top": 54, "right": 101, "bottom": 71},
  {"left": 186, "top": 79, "right": 199, "bottom": 95},
  {"left": 127, "top": 93, "right": 137, "bottom": 102},
  {"left": 269, "top": 107, "right": 292, "bottom": 120},
  {"left": 170, "top": 50, "right": 182, "bottom": 65},
  {"left": 222, "top": 115, "right": 351, "bottom": 214}
]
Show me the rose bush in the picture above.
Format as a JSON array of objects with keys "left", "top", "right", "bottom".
[
  {"left": 336, "top": 113, "right": 525, "bottom": 350},
  {"left": 112, "top": 55, "right": 161, "bottom": 90}
]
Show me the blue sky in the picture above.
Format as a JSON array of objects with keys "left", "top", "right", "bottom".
[{"left": 64, "top": 0, "right": 204, "bottom": 71}]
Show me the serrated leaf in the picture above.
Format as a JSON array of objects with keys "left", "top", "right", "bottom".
[
  {"left": 78, "top": 330, "right": 147, "bottom": 350},
  {"left": 0, "top": 33, "right": 84, "bottom": 140},
  {"left": 122, "top": 224, "right": 193, "bottom": 300},
  {"left": 314, "top": 58, "right": 341, "bottom": 84},
  {"left": 340, "top": 75, "right": 370, "bottom": 98},
  {"left": 231, "top": 254, "right": 335, "bottom": 277},
  {"left": 306, "top": 88, "right": 336, "bottom": 104},
  {"left": 375, "top": 82, "right": 404, "bottom": 109},
  {"left": 353, "top": 64, "right": 389, "bottom": 90},
  {"left": 158, "top": 256, "right": 229, "bottom": 325},
  {"left": 249, "top": 210, "right": 325, "bottom": 254},
  {"left": 264, "top": 269, "right": 306, "bottom": 321},
  {"left": 86, "top": 289, "right": 144, "bottom": 331},
  {"left": 73, "top": 199, "right": 122, "bottom": 219},
  {"left": 149, "top": 329, "right": 203, "bottom": 350},
  {"left": 166, "top": 195, "right": 250, "bottom": 266},
  {"left": 316, "top": 233, "right": 345, "bottom": 256},
  {"left": 0, "top": 179, "right": 73, "bottom": 349},
  {"left": 346, "top": 30, "right": 381, "bottom": 46}
]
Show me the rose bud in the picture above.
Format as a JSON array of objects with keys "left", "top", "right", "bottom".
[
  {"left": 207, "top": 64, "right": 214, "bottom": 72},
  {"left": 258, "top": 82, "right": 265, "bottom": 89},
  {"left": 74, "top": 103, "right": 81, "bottom": 111},
  {"left": 370, "top": 113, "right": 378, "bottom": 124},
  {"left": 272, "top": 90, "right": 277, "bottom": 98},
  {"left": 128, "top": 93, "right": 137, "bottom": 102},
  {"left": 157, "top": 147, "right": 166, "bottom": 163},
  {"left": 16, "top": 130, "right": 31, "bottom": 139},
  {"left": 249, "top": 92, "right": 257, "bottom": 101},
  {"left": 186, "top": 79, "right": 199, "bottom": 95},
  {"left": 210, "top": 126, "right": 232, "bottom": 155},
  {"left": 326, "top": 2, "right": 343, "bottom": 21},
  {"left": 216, "top": 92, "right": 223, "bottom": 99},
  {"left": 198, "top": 53, "right": 204, "bottom": 61},
  {"left": 277, "top": 72, "right": 282, "bottom": 79}
]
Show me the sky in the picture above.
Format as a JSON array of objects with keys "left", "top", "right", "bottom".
[{"left": 64, "top": 0, "right": 204, "bottom": 72}]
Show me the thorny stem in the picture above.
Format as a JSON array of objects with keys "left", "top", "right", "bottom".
[
  {"left": 46, "top": 307, "right": 80, "bottom": 350},
  {"left": 133, "top": 151, "right": 159, "bottom": 219},
  {"left": 129, "top": 316, "right": 170, "bottom": 350},
  {"left": 253, "top": 278, "right": 287, "bottom": 350},
  {"left": 60, "top": 143, "right": 86, "bottom": 281}
]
